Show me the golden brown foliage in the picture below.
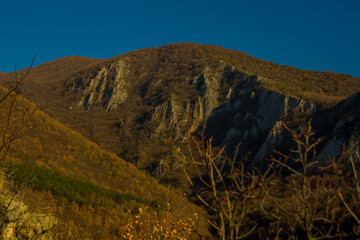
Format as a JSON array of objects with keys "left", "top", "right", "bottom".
[
  {"left": 121, "top": 206, "right": 198, "bottom": 240},
  {"left": 0, "top": 85, "right": 207, "bottom": 238}
]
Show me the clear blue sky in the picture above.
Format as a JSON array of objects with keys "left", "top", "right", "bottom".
[{"left": 1, "top": 0, "right": 359, "bottom": 77}]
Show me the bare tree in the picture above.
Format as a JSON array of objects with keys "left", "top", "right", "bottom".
[
  {"left": 0, "top": 56, "right": 36, "bottom": 165},
  {"left": 0, "top": 57, "right": 38, "bottom": 238},
  {"left": 337, "top": 138, "right": 360, "bottom": 234},
  {"left": 183, "top": 136, "right": 260, "bottom": 240},
  {"left": 177, "top": 111, "right": 261, "bottom": 239},
  {"left": 259, "top": 120, "right": 345, "bottom": 239}
]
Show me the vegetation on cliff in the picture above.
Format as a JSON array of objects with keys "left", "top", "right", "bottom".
[{"left": 0, "top": 43, "right": 359, "bottom": 239}]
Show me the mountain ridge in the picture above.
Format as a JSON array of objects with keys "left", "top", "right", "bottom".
[
  {"left": 2, "top": 43, "right": 358, "bottom": 103},
  {"left": 1, "top": 43, "right": 359, "bottom": 181},
  {"left": 1, "top": 43, "right": 360, "bottom": 239}
]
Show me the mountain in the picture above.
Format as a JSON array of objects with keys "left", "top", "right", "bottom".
[
  {"left": 1, "top": 42, "right": 360, "bottom": 238},
  {"left": 313, "top": 92, "right": 360, "bottom": 161},
  {"left": 1, "top": 43, "right": 359, "bottom": 186},
  {"left": 0, "top": 85, "right": 208, "bottom": 239}
]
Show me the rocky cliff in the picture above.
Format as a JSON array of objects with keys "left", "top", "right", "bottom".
[
  {"left": 66, "top": 59, "right": 322, "bottom": 174},
  {"left": 1, "top": 43, "right": 359, "bottom": 181},
  {"left": 313, "top": 92, "right": 360, "bottom": 163},
  {"left": 0, "top": 194, "right": 57, "bottom": 240}
]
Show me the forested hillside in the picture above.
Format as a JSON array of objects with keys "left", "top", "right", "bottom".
[
  {"left": 0, "top": 85, "right": 207, "bottom": 239},
  {"left": 1, "top": 43, "right": 360, "bottom": 239}
]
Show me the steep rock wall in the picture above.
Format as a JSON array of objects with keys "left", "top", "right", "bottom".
[
  {"left": 71, "top": 60, "right": 129, "bottom": 111},
  {"left": 67, "top": 60, "right": 335, "bottom": 169}
]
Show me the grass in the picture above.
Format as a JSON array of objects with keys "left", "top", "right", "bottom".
[{"left": 6, "top": 162, "right": 163, "bottom": 209}]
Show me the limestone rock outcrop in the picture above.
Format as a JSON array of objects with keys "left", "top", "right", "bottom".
[
  {"left": 66, "top": 55, "right": 358, "bottom": 170},
  {"left": 72, "top": 60, "right": 129, "bottom": 111},
  {"left": 0, "top": 195, "right": 57, "bottom": 240}
]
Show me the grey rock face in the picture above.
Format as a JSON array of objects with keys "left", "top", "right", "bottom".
[
  {"left": 72, "top": 60, "right": 129, "bottom": 111},
  {"left": 0, "top": 195, "right": 28, "bottom": 222},
  {"left": 204, "top": 69, "right": 316, "bottom": 167},
  {"left": 68, "top": 58, "right": 359, "bottom": 169},
  {"left": 0, "top": 195, "right": 57, "bottom": 240},
  {"left": 313, "top": 92, "right": 360, "bottom": 164}
]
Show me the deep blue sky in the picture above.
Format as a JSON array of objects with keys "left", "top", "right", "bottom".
[{"left": 1, "top": 0, "right": 359, "bottom": 77}]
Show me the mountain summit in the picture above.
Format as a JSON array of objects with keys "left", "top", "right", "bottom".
[
  {"left": 1, "top": 42, "right": 360, "bottom": 239},
  {"left": 1, "top": 43, "right": 359, "bottom": 180}
]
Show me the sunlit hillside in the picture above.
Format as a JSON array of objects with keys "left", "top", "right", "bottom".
[{"left": 0, "top": 86, "right": 207, "bottom": 239}]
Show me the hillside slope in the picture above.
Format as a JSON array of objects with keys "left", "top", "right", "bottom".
[
  {"left": 0, "top": 86, "right": 207, "bottom": 238},
  {"left": 1, "top": 43, "right": 359, "bottom": 185}
]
